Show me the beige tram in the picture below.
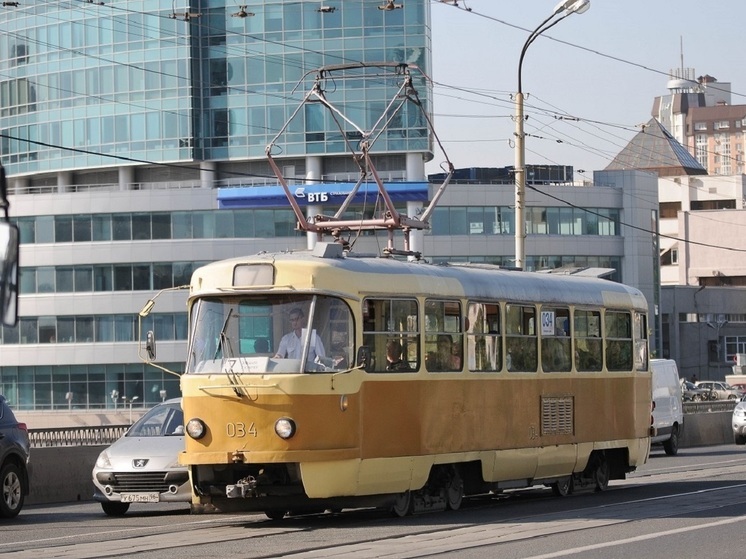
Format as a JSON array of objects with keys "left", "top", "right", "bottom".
[{"left": 175, "top": 244, "right": 651, "bottom": 517}]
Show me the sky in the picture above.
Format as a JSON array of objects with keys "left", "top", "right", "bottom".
[{"left": 426, "top": 0, "right": 746, "bottom": 180}]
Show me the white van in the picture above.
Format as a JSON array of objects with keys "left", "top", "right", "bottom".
[{"left": 650, "top": 359, "right": 684, "bottom": 455}]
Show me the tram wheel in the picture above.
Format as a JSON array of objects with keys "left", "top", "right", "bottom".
[
  {"left": 445, "top": 468, "right": 464, "bottom": 511},
  {"left": 264, "top": 509, "right": 287, "bottom": 521},
  {"left": 551, "top": 475, "right": 573, "bottom": 497},
  {"left": 390, "top": 490, "right": 413, "bottom": 517},
  {"left": 592, "top": 457, "right": 610, "bottom": 492}
]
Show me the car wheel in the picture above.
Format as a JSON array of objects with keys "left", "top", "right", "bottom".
[
  {"left": 0, "top": 463, "right": 25, "bottom": 518},
  {"left": 264, "top": 509, "right": 287, "bottom": 521},
  {"left": 101, "top": 501, "right": 130, "bottom": 516},
  {"left": 735, "top": 434, "right": 746, "bottom": 445},
  {"left": 663, "top": 425, "right": 679, "bottom": 456}
]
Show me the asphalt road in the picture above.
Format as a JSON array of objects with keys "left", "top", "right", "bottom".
[{"left": 1, "top": 444, "right": 745, "bottom": 559}]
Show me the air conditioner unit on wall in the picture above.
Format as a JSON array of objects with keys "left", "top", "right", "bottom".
[{"left": 736, "top": 354, "right": 746, "bottom": 366}]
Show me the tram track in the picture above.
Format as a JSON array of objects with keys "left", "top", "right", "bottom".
[{"left": 2, "top": 450, "right": 746, "bottom": 559}]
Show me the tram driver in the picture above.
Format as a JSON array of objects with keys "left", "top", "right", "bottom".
[{"left": 274, "top": 307, "right": 326, "bottom": 364}]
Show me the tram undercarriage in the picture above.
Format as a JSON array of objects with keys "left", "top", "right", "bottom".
[{"left": 188, "top": 447, "right": 636, "bottom": 518}]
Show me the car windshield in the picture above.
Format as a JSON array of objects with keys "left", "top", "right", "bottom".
[{"left": 126, "top": 402, "right": 183, "bottom": 437}]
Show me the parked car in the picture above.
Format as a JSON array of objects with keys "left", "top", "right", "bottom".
[
  {"left": 680, "top": 380, "right": 710, "bottom": 402},
  {"left": 92, "top": 398, "right": 190, "bottom": 516},
  {"left": 733, "top": 399, "right": 746, "bottom": 445},
  {"left": 650, "top": 360, "right": 684, "bottom": 455},
  {"left": 695, "top": 380, "right": 741, "bottom": 400},
  {"left": 729, "top": 383, "right": 746, "bottom": 398},
  {"left": 0, "top": 395, "right": 31, "bottom": 518}
]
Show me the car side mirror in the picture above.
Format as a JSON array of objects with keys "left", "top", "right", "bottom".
[{"left": 0, "top": 220, "right": 19, "bottom": 327}]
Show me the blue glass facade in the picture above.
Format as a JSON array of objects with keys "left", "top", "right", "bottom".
[{"left": 0, "top": 1, "right": 432, "bottom": 175}]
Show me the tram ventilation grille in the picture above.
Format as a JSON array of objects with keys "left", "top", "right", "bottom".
[{"left": 541, "top": 396, "right": 574, "bottom": 436}]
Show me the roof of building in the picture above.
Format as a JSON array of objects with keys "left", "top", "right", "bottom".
[
  {"left": 686, "top": 104, "right": 746, "bottom": 122},
  {"left": 604, "top": 118, "right": 707, "bottom": 177}
]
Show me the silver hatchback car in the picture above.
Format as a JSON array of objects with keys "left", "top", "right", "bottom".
[
  {"left": 92, "top": 398, "right": 190, "bottom": 516},
  {"left": 733, "top": 399, "right": 746, "bottom": 445}
]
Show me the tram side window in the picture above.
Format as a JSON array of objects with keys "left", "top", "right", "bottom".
[
  {"left": 362, "top": 298, "right": 418, "bottom": 373},
  {"left": 634, "top": 312, "right": 648, "bottom": 371},
  {"left": 574, "top": 309, "right": 602, "bottom": 371},
  {"left": 466, "top": 302, "right": 500, "bottom": 372},
  {"left": 540, "top": 307, "right": 571, "bottom": 372},
  {"left": 505, "top": 304, "right": 537, "bottom": 372},
  {"left": 425, "top": 299, "right": 463, "bottom": 372},
  {"left": 605, "top": 310, "right": 633, "bottom": 371}
]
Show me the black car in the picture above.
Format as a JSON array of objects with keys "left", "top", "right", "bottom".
[{"left": 0, "top": 395, "right": 30, "bottom": 518}]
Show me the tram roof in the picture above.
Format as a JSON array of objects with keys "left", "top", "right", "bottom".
[{"left": 192, "top": 247, "right": 647, "bottom": 311}]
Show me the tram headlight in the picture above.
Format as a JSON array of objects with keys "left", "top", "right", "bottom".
[
  {"left": 274, "top": 417, "right": 297, "bottom": 440},
  {"left": 186, "top": 418, "right": 207, "bottom": 440}
]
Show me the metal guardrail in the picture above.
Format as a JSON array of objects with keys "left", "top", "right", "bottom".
[
  {"left": 28, "top": 425, "right": 129, "bottom": 448},
  {"left": 683, "top": 400, "right": 737, "bottom": 414}
]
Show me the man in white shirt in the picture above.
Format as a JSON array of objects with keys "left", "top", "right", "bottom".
[{"left": 274, "top": 307, "right": 325, "bottom": 364}]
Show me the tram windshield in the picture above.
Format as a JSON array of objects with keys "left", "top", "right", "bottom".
[{"left": 186, "top": 294, "right": 353, "bottom": 375}]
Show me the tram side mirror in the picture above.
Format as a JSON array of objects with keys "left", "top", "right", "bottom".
[
  {"left": 356, "top": 346, "right": 371, "bottom": 371},
  {"left": 145, "top": 330, "right": 156, "bottom": 360},
  {"left": 0, "top": 221, "right": 19, "bottom": 328}
]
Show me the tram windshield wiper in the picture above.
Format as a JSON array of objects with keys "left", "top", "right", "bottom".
[{"left": 214, "top": 308, "right": 234, "bottom": 360}]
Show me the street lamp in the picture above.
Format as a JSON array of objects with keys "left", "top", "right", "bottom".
[
  {"left": 122, "top": 395, "right": 139, "bottom": 424},
  {"left": 514, "top": 0, "right": 590, "bottom": 270}
]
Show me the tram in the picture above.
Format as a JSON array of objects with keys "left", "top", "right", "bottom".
[{"left": 161, "top": 243, "right": 652, "bottom": 517}]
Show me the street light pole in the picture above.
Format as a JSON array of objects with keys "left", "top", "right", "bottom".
[{"left": 514, "top": 0, "right": 590, "bottom": 270}]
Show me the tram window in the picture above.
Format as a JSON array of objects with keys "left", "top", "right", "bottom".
[
  {"left": 237, "top": 300, "right": 272, "bottom": 354},
  {"left": 634, "top": 312, "right": 648, "bottom": 371},
  {"left": 362, "top": 298, "right": 418, "bottom": 373},
  {"left": 505, "top": 304, "right": 537, "bottom": 372},
  {"left": 540, "top": 307, "right": 571, "bottom": 372},
  {"left": 606, "top": 310, "right": 633, "bottom": 371},
  {"left": 425, "top": 299, "right": 462, "bottom": 372},
  {"left": 574, "top": 309, "right": 602, "bottom": 372},
  {"left": 466, "top": 302, "right": 500, "bottom": 372},
  {"left": 187, "top": 295, "right": 353, "bottom": 374}
]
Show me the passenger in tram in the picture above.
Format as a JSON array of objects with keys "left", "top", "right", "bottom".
[
  {"left": 386, "top": 340, "right": 412, "bottom": 371},
  {"left": 274, "top": 307, "right": 325, "bottom": 363},
  {"left": 427, "top": 334, "right": 460, "bottom": 371}
]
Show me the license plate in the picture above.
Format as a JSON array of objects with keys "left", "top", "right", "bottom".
[{"left": 120, "top": 492, "right": 160, "bottom": 503}]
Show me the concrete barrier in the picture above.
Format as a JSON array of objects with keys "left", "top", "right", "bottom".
[
  {"left": 679, "top": 410, "right": 733, "bottom": 447},
  {"left": 23, "top": 411, "right": 735, "bottom": 507},
  {"left": 26, "top": 446, "right": 106, "bottom": 506}
]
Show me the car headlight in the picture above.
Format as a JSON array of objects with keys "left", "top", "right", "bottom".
[
  {"left": 735, "top": 408, "right": 746, "bottom": 418},
  {"left": 274, "top": 417, "right": 297, "bottom": 440},
  {"left": 95, "top": 450, "right": 112, "bottom": 469},
  {"left": 186, "top": 418, "right": 207, "bottom": 439}
]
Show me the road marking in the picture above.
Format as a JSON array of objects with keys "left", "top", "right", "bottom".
[{"left": 522, "top": 514, "right": 746, "bottom": 559}]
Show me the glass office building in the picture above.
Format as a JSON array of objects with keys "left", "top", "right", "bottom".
[
  {"left": 0, "top": 2, "right": 657, "bottom": 415},
  {"left": 0, "top": 0, "right": 435, "bottom": 413}
]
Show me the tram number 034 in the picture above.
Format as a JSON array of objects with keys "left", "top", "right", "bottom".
[{"left": 226, "top": 422, "right": 257, "bottom": 438}]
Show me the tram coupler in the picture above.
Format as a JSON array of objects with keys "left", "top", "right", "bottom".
[{"left": 226, "top": 476, "right": 258, "bottom": 498}]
